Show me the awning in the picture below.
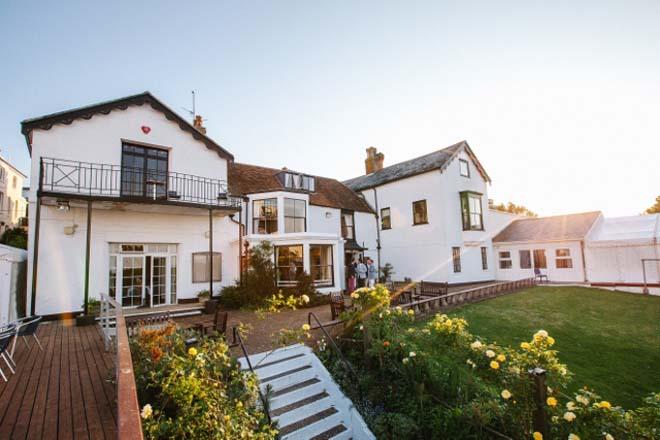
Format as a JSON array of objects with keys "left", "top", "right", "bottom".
[{"left": 344, "top": 239, "right": 367, "bottom": 251}]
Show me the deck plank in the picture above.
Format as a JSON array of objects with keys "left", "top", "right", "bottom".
[
  {"left": 36, "top": 321, "right": 64, "bottom": 440},
  {"left": 58, "top": 324, "right": 74, "bottom": 440}
]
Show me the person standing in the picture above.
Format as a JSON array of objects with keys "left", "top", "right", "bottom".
[
  {"left": 347, "top": 260, "right": 357, "bottom": 292},
  {"left": 356, "top": 258, "right": 368, "bottom": 288},
  {"left": 367, "top": 258, "right": 377, "bottom": 287}
]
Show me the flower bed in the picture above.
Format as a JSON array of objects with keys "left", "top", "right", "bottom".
[
  {"left": 130, "top": 324, "right": 277, "bottom": 439},
  {"left": 320, "top": 285, "right": 659, "bottom": 439}
]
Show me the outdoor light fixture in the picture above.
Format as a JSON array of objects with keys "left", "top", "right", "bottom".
[{"left": 57, "top": 200, "right": 70, "bottom": 211}]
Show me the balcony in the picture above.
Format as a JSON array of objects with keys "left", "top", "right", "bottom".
[{"left": 38, "top": 157, "right": 241, "bottom": 209}]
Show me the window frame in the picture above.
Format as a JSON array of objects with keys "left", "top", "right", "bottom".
[
  {"left": 309, "top": 244, "right": 334, "bottom": 287},
  {"left": 380, "top": 207, "right": 391, "bottom": 230},
  {"left": 460, "top": 191, "right": 484, "bottom": 231},
  {"left": 459, "top": 158, "right": 470, "bottom": 177},
  {"left": 192, "top": 251, "right": 222, "bottom": 283},
  {"left": 533, "top": 249, "right": 547, "bottom": 269},
  {"left": 452, "top": 247, "right": 462, "bottom": 273},
  {"left": 341, "top": 210, "right": 356, "bottom": 239},
  {"left": 252, "top": 198, "right": 278, "bottom": 234},
  {"left": 499, "top": 251, "right": 512, "bottom": 269},
  {"left": 275, "top": 245, "right": 304, "bottom": 287},
  {"left": 555, "top": 248, "right": 573, "bottom": 269},
  {"left": 412, "top": 200, "right": 428, "bottom": 225},
  {"left": 120, "top": 142, "right": 169, "bottom": 199},
  {"left": 281, "top": 172, "right": 315, "bottom": 192},
  {"left": 519, "top": 250, "right": 532, "bottom": 269},
  {"left": 284, "top": 198, "right": 306, "bottom": 233},
  {"left": 481, "top": 246, "right": 488, "bottom": 270}
]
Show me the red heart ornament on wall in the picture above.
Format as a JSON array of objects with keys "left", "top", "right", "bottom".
[{"left": 141, "top": 126, "right": 151, "bottom": 134}]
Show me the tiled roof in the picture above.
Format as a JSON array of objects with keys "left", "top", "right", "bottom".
[
  {"left": 493, "top": 211, "right": 602, "bottom": 243},
  {"left": 229, "top": 163, "right": 375, "bottom": 213},
  {"left": 343, "top": 141, "right": 491, "bottom": 192}
]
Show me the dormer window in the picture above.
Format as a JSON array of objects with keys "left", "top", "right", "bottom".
[{"left": 281, "top": 172, "right": 315, "bottom": 192}]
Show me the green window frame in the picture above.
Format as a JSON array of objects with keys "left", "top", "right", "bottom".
[{"left": 460, "top": 191, "right": 484, "bottom": 231}]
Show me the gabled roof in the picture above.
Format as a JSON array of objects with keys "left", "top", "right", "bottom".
[
  {"left": 0, "top": 156, "right": 27, "bottom": 178},
  {"left": 21, "top": 92, "right": 234, "bottom": 161},
  {"left": 493, "top": 211, "right": 602, "bottom": 243},
  {"left": 343, "top": 141, "right": 491, "bottom": 192},
  {"left": 587, "top": 214, "right": 660, "bottom": 246},
  {"left": 229, "top": 162, "right": 374, "bottom": 214}
]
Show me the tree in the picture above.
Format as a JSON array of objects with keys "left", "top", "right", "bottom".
[
  {"left": 645, "top": 196, "right": 660, "bottom": 214},
  {"left": 0, "top": 227, "right": 27, "bottom": 249},
  {"left": 490, "top": 201, "right": 537, "bottom": 217}
]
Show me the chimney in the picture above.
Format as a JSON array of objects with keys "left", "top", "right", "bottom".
[
  {"left": 365, "top": 146, "right": 384, "bottom": 175},
  {"left": 193, "top": 115, "right": 207, "bottom": 134}
]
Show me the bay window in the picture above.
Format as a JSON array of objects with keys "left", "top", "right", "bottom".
[
  {"left": 275, "top": 245, "right": 303, "bottom": 286},
  {"left": 460, "top": 191, "right": 483, "bottom": 231},
  {"left": 284, "top": 198, "right": 306, "bottom": 233},
  {"left": 253, "top": 198, "right": 278, "bottom": 234},
  {"left": 310, "top": 245, "right": 334, "bottom": 287}
]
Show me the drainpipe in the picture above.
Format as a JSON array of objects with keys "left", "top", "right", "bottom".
[
  {"left": 30, "top": 159, "right": 44, "bottom": 316},
  {"left": 580, "top": 240, "right": 588, "bottom": 284},
  {"left": 372, "top": 187, "right": 382, "bottom": 276},
  {"left": 209, "top": 208, "right": 214, "bottom": 299},
  {"left": 83, "top": 200, "right": 92, "bottom": 315}
]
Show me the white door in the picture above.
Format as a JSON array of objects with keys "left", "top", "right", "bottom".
[{"left": 121, "top": 256, "right": 144, "bottom": 307}]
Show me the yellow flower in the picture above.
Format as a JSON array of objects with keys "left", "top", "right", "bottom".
[
  {"left": 140, "top": 404, "right": 153, "bottom": 419},
  {"left": 485, "top": 350, "right": 495, "bottom": 358},
  {"left": 535, "top": 329, "right": 549, "bottom": 339},
  {"left": 576, "top": 395, "right": 589, "bottom": 405},
  {"left": 597, "top": 401, "right": 612, "bottom": 409},
  {"left": 302, "top": 323, "right": 311, "bottom": 331},
  {"left": 547, "top": 336, "right": 555, "bottom": 346},
  {"left": 501, "top": 389, "right": 512, "bottom": 399},
  {"left": 568, "top": 435, "right": 580, "bottom": 440},
  {"left": 236, "top": 401, "right": 243, "bottom": 409},
  {"left": 566, "top": 401, "right": 576, "bottom": 411},
  {"left": 496, "top": 354, "right": 506, "bottom": 362},
  {"left": 223, "top": 415, "right": 231, "bottom": 422},
  {"left": 533, "top": 432, "right": 543, "bottom": 440},
  {"left": 407, "top": 309, "right": 415, "bottom": 316},
  {"left": 563, "top": 411, "right": 576, "bottom": 422},
  {"left": 546, "top": 397, "right": 558, "bottom": 407},
  {"left": 470, "top": 340, "right": 483, "bottom": 350},
  {"left": 520, "top": 342, "right": 531, "bottom": 350},
  {"left": 490, "top": 361, "right": 500, "bottom": 370},
  {"left": 188, "top": 347, "right": 198, "bottom": 357}
]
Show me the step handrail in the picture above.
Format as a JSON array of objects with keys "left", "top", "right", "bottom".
[
  {"left": 307, "top": 312, "right": 357, "bottom": 379},
  {"left": 231, "top": 326, "right": 272, "bottom": 424}
]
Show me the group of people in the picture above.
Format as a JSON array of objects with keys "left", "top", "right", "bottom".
[{"left": 347, "top": 257, "right": 377, "bottom": 292}]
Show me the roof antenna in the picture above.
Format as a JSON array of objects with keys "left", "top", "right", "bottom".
[{"left": 181, "top": 90, "right": 196, "bottom": 123}]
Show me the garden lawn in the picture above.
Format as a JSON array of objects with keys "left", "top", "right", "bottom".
[{"left": 446, "top": 286, "right": 660, "bottom": 409}]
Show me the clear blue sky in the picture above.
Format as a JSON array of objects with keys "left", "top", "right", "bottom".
[{"left": 1, "top": 0, "right": 658, "bottom": 216}]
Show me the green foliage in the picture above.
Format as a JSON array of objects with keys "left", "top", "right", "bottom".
[
  {"left": 0, "top": 227, "right": 27, "bottom": 249},
  {"left": 490, "top": 201, "right": 537, "bottom": 217},
  {"left": 197, "top": 290, "right": 210, "bottom": 299},
  {"left": 645, "top": 195, "right": 660, "bottom": 214},
  {"left": 379, "top": 262, "right": 394, "bottom": 283},
  {"left": 130, "top": 324, "right": 277, "bottom": 439}
]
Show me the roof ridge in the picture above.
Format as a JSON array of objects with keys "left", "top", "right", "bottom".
[{"left": 511, "top": 211, "right": 602, "bottom": 222}]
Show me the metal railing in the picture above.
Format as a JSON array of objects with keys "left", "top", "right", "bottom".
[
  {"left": 308, "top": 311, "right": 357, "bottom": 379},
  {"left": 39, "top": 157, "right": 242, "bottom": 208},
  {"left": 100, "top": 293, "right": 144, "bottom": 440}
]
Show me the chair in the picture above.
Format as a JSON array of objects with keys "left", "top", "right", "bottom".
[
  {"left": 534, "top": 268, "right": 548, "bottom": 283},
  {"left": 196, "top": 310, "right": 228, "bottom": 337},
  {"left": 330, "top": 297, "right": 346, "bottom": 320},
  {"left": 10, "top": 316, "right": 43, "bottom": 357},
  {"left": 0, "top": 331, "right": 17, "bottom": 382}
]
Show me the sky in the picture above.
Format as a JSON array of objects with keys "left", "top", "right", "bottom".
[{"left": 0, "top": 0, "right": 658, "bottom": 217}]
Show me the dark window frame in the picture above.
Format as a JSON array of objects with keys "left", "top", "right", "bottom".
[
  {"left": 481, "top": 247, "right": 488, "bottom": 270},
  {"left": 252, "top": 198, "right": 278, "bottom": 234},
  {"left": 284, "top": 198, "right": 307, "bottom": 233},
  {"left": 341, "top": 210, "right": 356, "bottom": 239},
  {"left": 452, "top": 247, "right": 462, "bottom": 273},
  {"left": 460, "top": 191, "right": 484, "bottom": 231},
  {"left": 310, "top": 244, "right": 334, "bottom": 287},
  {"left": 120, "top": 142, "right": 169, "bottom": 199},
  {"left": 412, "top": 200, "right": 428, "bottom": 225},
  {"left": 192, "top": 252, "right": 222, "bottom": 283},
  {"left": 380, "top": 207, "right": 391, "bottom": 230},
  {"left": 459, "top": 158, "right": 470, "bottom": 177}
]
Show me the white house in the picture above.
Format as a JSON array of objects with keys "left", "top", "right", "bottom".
[
  {"left": 229, "top": 163, "right": 377, "bottom": 293},
  {"left": 0, "top": 155, "right": 28, "bottom": 232},
  {"left": 344, "top": 142, "right": 513, "bottom": 284},
  {"left": 22, "top": 92, "right": 242, "bottom": 317}
]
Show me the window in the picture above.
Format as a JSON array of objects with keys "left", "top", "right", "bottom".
[
  {"left": 412, "top": 200, "right": 428, "bottom": 225},
  {"left": 109, "top": 255, "right": 117, "bottom": 299},
  {"left": 481, "top": 247, "right": 488, "bottom": 270},
  {"left": 533, "top": 249, "right": 547, "bottom": 269},
  {"left": 460, "top": 192, "right": 483, "bottom": 230},
  {"left": 121, "top": 143, "right": 169, "bottom": 198},
  {"left": 252, "top": 198, "right": 278, "bottom": 234},
  {"left": 192, "top": 252, "right": 221, "bottom": 283},
  {"left": 12, "top": 176, "right": 17, "bottom": 189},
  {"left": 284, "top": 198, "right": 306, "bottom": 233},
  {"left": 282, "top": 172, "right": 315, "bottom": 192},
  {"left": 459, "top": 158, "right": 470, "bottom": 177},
  {"left": 341, "top": 211, "right": 355, "bottom": 239},
  {"left": 452, "top": 247, "right": 461, "bottom": 273},
  {"left": 170, "top": 255, "right": 177, "bottom": 304},
  {"left": 499, "top": 251, "right": 512, "bottom": 269},
  {"left": 0, "top": 192, "right": 4, "bottom": 210},
  {"left": 310, "top": 245, "right": 334, "bottom": 287},
  {"left": 555, "top": 248, "right": 573, "bottom": 269},
  {"left": 275, "top": 245, "right": 303, "bottom": 286},
  {"left": 380, "top": 207, "right": 391, "bottom": 230},
  {"left": 519, "top": 250, "right": 532, "bottom": 269},
  {"left": 0, "top": 168, "right": 5, "bottom": 181}
]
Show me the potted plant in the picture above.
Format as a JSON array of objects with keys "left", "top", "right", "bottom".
[{"left": 76, "top": 298, "right": 101, "bottom": 326}]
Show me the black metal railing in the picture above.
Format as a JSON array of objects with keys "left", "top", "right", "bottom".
[
  {"left": 39, "top": 157, "right": 242, "bottom": 208},
  {"left": 308, "top": 311, "right": 357, "bottom": 379}
]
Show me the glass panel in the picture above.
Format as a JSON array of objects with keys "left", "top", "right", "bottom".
[
  {"left": 212, "top": 253, "right": 222, "bottom": 281},
  {"left": 193, "top": 253, "right": 207, "bottom": 282},
  {"left": 556, "top": 249, "right": 570, "bottom": 257},
  {"left": 460, "top": 159, "right": 470, "bottom": 177},
  {"left": 310, "top": 245, "right": 333, "bottom": 286},
  {"left": 152, "top": 257, "right": 167, "bottom": 305},
  {"left": 284, "top": 199, "right": 306, "bottom": 233},
  {"left": 276, "top": 245, "right": 304, "bottom": 286},
  {"left": 533, "top": 250, "right": 547, "bottom": 269},
  {"left": 253, "top": 199, "right": 278, "bottom": 234},
  {"left": 109, "top": 256, "right": 117, "bottom": 298},
  {"left": 556, "top": 258, "right": 573, "bottom": 269},
  {"left": 519, "top": 250, "right": 532, "bottom": 269},
  {"left": 413, "top": 201, "right": 427, "bottom": 224},
  {"left": 170, "top": 256, "right": 177, "bottom": 305},
  {"left": 481, "top": 247, "right": 488, "bottom": 270},
  {"left": 452, "top": 247, "right": 461, "bottom": 273},
  {"left": 121, "top": 256, "right": 143, "bottom": 307}
]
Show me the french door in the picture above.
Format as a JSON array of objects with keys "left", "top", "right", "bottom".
[{"left": 120, "top": 143, "right": 169, "bottom": 199}]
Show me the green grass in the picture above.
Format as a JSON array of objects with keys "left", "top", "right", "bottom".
[{"left": 445, "top": 286, "right": 660, "bottom": 409}]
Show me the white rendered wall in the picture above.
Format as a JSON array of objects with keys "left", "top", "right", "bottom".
[
  {"left": 494, "top": 240, "right": 585, "bottom": 282},
  {"left": 584, "top": 244, "right": 660, "bottom": 284},
  {"left": 0, "top": 159, "right": 27, "bottom": 228}
]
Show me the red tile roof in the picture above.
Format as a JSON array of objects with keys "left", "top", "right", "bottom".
[
  {"left": 493, "top": 211, "right": 602, "bottom": 243},
  {"left": 229, "top": 163, "right": 374, "bottom": 213}
]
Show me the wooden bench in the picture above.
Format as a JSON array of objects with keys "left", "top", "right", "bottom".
[{"left": 419, "top": 281, "right": 449, "bottom": 297}]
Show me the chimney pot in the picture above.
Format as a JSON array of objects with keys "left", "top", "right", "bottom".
[
  {"left": 193, "top": 115, "right": 207, "bottom": 134},
  {"left": 365, "top": 146, "right": 384, "bottom": 174}
]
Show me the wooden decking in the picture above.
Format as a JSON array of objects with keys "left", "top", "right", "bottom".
[{"left": 0, "top": 320, "right": 117, "bottom": 440}]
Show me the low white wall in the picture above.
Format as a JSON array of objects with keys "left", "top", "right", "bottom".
[{"left": 494, "top": 241, "right": 585, "bottom": 282}]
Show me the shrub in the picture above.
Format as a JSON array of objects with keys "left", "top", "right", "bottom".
[
  {"left": 379, "top": 262, "right": 394, "bottom": 283},
  {"left": 131, "top": 324, "right": 277, "bottom": 439},
  {"left": 0, "top": 227, "right": 27, "bottom": 249}
]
